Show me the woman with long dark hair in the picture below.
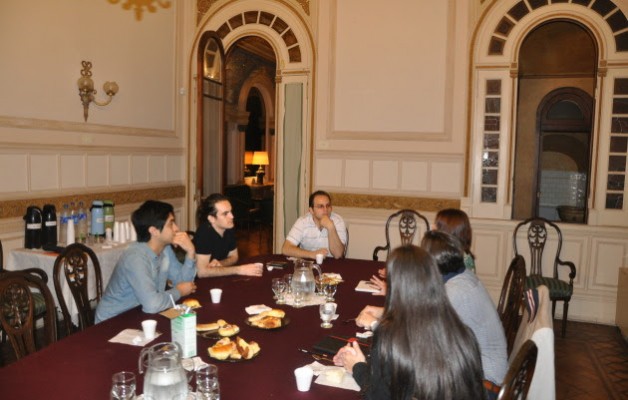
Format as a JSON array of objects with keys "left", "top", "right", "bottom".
[{"left": 334, "top": 245, "right": 485, "bottom": 400}]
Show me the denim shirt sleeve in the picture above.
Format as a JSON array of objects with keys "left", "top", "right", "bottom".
[{"left": 164, "top": 245, "right": 197, "bottom": 285}]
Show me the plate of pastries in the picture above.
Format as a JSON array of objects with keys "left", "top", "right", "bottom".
[
  {"left": 196, "top": 319, "right": 240, "bottom": 339},
  {"left": 208, "top": 336, "right": 260, "bottom": 361},
  {"left": 245, "top": 309, "right": 289, "bottom": 330}
]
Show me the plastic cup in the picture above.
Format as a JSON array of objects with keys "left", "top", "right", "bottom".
[
  {"left": 316, "top": 253, "right": 324, "bottom": 264},
  {"left": 294, "top": 366, "right": 314, "bottom": 391},
  {"left": 141, "top": 319, "right": 157, "bottom": 339},
  {"left": 210, "top": 288, "right": 223, "bottom": 304}
]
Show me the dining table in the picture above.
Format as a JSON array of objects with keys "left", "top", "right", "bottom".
[{"left": 0, "top": 254, "right": 385, "bottom": 399}]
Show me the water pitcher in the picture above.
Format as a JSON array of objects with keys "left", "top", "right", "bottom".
[
  {"left": 292, "top": 259, "right": 322, "bottom": 301},
  {"left": 138, "top": 342, "right": 187, "bottom": 400}
]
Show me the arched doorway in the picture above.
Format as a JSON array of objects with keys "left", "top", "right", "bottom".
[
  {"left": 189, "top": 2, "right": 315, "bottom": 250},
  {"left": 512, "top": 20, "right": 597, "bottom": 223}
]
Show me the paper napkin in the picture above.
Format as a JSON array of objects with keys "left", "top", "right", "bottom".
[
  {"left": 245, "top": 304, "right": 272, "bottom": 315},
  {"left": 307, "top": 361, "right": 360, "bottom": 391},
  {"left": 109, "top": 329, "right": 161, "bottom": 347}
]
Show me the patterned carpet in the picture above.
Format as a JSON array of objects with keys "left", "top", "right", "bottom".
[{"left": 555, "top": 320, "right": 628, "bottom": 400}]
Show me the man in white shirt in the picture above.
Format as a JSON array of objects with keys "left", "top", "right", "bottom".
[{"left": 282, "top": 190, "right": 347, "bottom": 259}]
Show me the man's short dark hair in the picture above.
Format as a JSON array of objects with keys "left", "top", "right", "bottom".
[
  {"left": 132, "top": 200, "right": 174, "bottom": 242},
  {"left": 308, "top": 190, "right": 332, "bottom": 208}
]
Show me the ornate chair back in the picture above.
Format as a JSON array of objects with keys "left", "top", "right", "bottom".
[
  {"left": 372, "top": 209, "right": 430, "bottom": 261},
  {"left": 53, "top": 243, "right": 103, "bottom": 336},
  {"left": 497, "top": 340, "right": 538, "bottom": 400},
  {"left": 498, "top": 255, "right": 527, "bottom": 355},
  {"left": 0, "top": 271, "right": 57, "bottom": 360},
  {"left": 513, "top": 217, "right": 576, "bottom": 337}
]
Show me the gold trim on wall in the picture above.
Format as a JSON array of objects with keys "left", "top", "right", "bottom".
[
  {"left": 108, "top": 0, "right": 172, "bottom": 21},
  {"left": 330, "top": 192, "right": 460, "bottom": 212},
  {"left": 0, "top": 185, "right": 185, "bottom": 219}
]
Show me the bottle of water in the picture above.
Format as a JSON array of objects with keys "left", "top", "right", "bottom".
[
  {"left": 59, "top": 203, "right": 69, "bottom": 245},
  {"left": 77, "top": 201, "right": 88, "bottom": 243}
]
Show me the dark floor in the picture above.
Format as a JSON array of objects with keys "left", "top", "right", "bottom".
[{"left": 2, "top": 225, "right": 626, "bottom": 400}]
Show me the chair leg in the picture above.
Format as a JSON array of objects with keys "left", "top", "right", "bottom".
[
  {"left": 561, "top": 301, "right": 569, "bottom": 338},
  {"left": 551, "top": 300, "right": 557, "bottom": 319}
]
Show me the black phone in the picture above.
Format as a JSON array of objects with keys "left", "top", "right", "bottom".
[{"left": 267, "top": 261, "right": 288, "bottom": 269}]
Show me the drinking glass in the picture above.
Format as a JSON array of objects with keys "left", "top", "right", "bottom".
[
  {"left": 293, "top": 281, "right": 306, "bottom": 308},
  {"left": 323, "top": 283, "right": 337, "bottom": 301},
  {"left": 196, "top": 364, "right": 220, "bottom": 400},
  {"left": 319, "top": 302, "right": 337, "bottom": 328},
  {"left": 315, "top": 277, "right": 324, "bottom": 297},
  {"left": 110, "top": 371, "right": 136, "bottom": 400},
  {"left": 272, "top": 278, "right": 287, "bottom": 304},
  {"left": 284, "top": 273, "right": 293, "bottom": 294}
]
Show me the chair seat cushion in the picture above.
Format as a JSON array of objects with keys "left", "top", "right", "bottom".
[
  {"left": 33, "top": 293, "right": 48, "bottom": 316},
  {"left": 526, "top": 275, "right": 572, "bottom": 299}
]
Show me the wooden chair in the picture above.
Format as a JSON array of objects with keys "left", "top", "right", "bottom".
[
  {"left": 497, "top": 339, "right": 538, "bottom": 400},
  {"left": 0, "top": 271, "right": 57, "bottom": 361},
  {"left": 372, "top": 209, "right": 430, "bottom": 261},
  {"left": 0, "top": 240, "right": 50, "bottom": 349},
  {"left": 53, "top": 243, "right": 103, "bottom": 336},
  {"left": 498, "top": 255, "right": 527, "bottom": 355},
  {"left": 513, "top": 217, "right": 576, "bottom": 337}
]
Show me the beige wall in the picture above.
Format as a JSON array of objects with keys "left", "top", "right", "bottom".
[{"left": 0, "top": 0, "right": 189, "bottom": 257}]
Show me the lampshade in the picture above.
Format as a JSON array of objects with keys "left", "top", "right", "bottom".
[
  {"left": 244, "top": 151, "right": 254, "bottom": 164},
  {"left": 252, "top": 151, "right": 269, "bottom": 165}
]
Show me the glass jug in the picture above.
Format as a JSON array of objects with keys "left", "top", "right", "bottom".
[
  {"left": 138, "top": 342, "right": 187, "bottom": 400},
  {"left": 292, "top": 259, "right": 322, "bottom": 301}
]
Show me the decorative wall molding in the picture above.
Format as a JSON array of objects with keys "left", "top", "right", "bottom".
[
  {"left": 0, "top": 116, "right": 175, "bottom": 138},
  {"left": 108, "top": 0, "right": 172, "bottom": 21},
  {"left": 330, "top": 192, "right": 460, "bottom": 212},
  {"left": 0, "top": 185, "right": 185, "bottom": 219}
]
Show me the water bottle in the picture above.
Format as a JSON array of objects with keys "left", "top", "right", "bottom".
[
  {"left": 77, "top": 201, "right": 88, "bottom": 243},
  {"left": 104, "top": 200, "right": 115, "bottom": 231},
  {"left": 59, "top": 203, "right": 69, "bottom": 245},
  {"left": 70, "top": 201, "right": 78, "bottom": 228}
]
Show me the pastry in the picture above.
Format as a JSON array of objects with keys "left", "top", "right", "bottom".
[
  {"left": 196, "top": 322, "right": 219, "bottom": 332},
  {"left": 252, "top": 316, "right": 281, "bottom": 329},
  {"left": 182, "top": 298, "right": 201, "bottom": 308},
  {"left": 218, "top": 323, "right": 240, "bottom": 337}
]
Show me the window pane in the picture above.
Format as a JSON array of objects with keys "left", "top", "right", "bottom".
[
  {"left": 484, "top": 116, "right": 500, "bottom": 132},
  {"left": 483, "top": 134, "right": 500, "bottom": 149},
  {"left": 613, "top": 97, "right": 628, "bottom": 114},
  {"left": 481, "top": 187, "right": 497, "bottom": 203},
  {"left": 610, "top": 136, "right": 628, "bottom": 153},
  {"left": 486, "top": 80, "right": 501, "bottom": 95},
  {"left": 608, "top": 155, "right": 627, "bottom": 172},
  {"left": 482, "top": 151, "right": 499, "bottom": 167},
  {"left": 482, "top": 169, "right": 498, "bottom": 185},
  {"left": 485, "top": 98, "right": 501, "bottom": 113},
  {"left": 607, "top": 174, "right": 625, "bottom": 191},
  {"left": 606, "top": 193, "right": 624, "bottom": 209},
  {"left": 611, "top": 117, "right": 628, "bottom": 133}
]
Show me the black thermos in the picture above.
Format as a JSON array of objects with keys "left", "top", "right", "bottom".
[
  {"left": 24, "top": 206, "right": 42, "bottom": 249},
  {"left": 42, "top": 204, "right": 58, "bottom": 247}
]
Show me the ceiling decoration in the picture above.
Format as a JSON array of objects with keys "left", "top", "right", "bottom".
[{"left": 108, "top": 0, "right": 171, "bottom": 21}]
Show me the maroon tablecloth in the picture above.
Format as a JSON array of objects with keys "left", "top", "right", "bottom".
[{"left": 0, "top": 255, "right": 384, "bottom": 399}]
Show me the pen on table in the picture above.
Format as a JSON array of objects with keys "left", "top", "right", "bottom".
[{"left": 169, "top": 294, "right": 176, "bottom": 309}]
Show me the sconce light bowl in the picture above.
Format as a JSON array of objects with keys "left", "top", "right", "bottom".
[{"left": 77, "top": 60, "right": 119, "bottom": 121}]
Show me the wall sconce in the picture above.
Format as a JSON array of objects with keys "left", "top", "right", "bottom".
[
  {"left": 252, "top": 151, "right": 269, "bottom": 185},
  {"left": 77, "top": 60, "right": 119, "bottom": 122}
]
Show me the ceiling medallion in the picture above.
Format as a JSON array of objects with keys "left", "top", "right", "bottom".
[{"left": 108, "top": 0, "right": 172, "bottom": 21}]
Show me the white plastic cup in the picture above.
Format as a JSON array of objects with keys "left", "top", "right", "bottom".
[
  {"left": 316, "top": 253, "right": 324, "bottom": 265},
  {"left": 294, "top": 366, "right": 314, "bottom": 392},
  {"left": 105, "top": 227, "right": 113, "bottom": 242},
  {"left": 66, "top": 219, "right": 75, "bottom": 245},
  {"left": 210, "top": 288, "right": 223, "bottom": 304},
  {"left": 141, "top": 319, "right": 157, "bottom": 339}
]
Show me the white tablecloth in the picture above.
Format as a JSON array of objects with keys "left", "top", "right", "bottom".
[{"left": 7, "top": 243, "right": 128, "bottom": 324}]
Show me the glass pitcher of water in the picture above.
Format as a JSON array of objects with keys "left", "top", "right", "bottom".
[
  {"left": 138, "top": 342, "right": 187, "bottom": 400},
  {"left": 292, "top": 259, "right": 322, "bottom": 301}
]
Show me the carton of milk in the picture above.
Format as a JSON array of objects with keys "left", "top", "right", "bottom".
[{"left": 171, "top": 312, "right": 197, "bottom": 358}]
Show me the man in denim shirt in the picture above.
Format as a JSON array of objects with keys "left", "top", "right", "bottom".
[{"left": 95, "top": 200, "right": 197, "bottom": 323}]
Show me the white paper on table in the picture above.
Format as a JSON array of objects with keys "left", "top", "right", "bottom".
[
  {"left": 307, "top": 361, "right": 360, "bottom": 391},
  {"left": 182, "top": 356, "right": 209, "bottom": 371},
  {"left": 354, "top": 280, "right": 380, "bottom": 293},
  {"left": 283, "top": 293, "right": 327, "bottom": 308},
  {"left": 109, "top": 329, "right": 162, "bottom": 347},
  {"left": 245, "top": 304, "right": 272, "bottom": 315}
]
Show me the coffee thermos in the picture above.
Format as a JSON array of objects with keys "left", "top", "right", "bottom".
[
  {"left": 23, "top": 206, "right": 42, "bottom": 249},
  {"left": 42, "top": 204, "right": 58, "bottom": 247},
  {"left": 91, "top": 200, "right": 105, "bottom": 237},
  {"left": 104, "top": 200, "right": 115, "bottom": 231}
]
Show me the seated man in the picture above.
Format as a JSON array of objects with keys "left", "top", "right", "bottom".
[
  {"left": 354, "top": 231, "right": 508, "bottom": 397},
  {"left": 95, "top": 200, "right": 197, "bottom": 323},
  {"left": 282, "top": 190, "right": 347, "bottom": 259},
  {"left": 193, "top": 193, "right": 263, "bottom": 277}
]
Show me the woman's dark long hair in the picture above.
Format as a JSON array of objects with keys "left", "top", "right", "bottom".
[
  {"left": 375, "top": 245, "right": 485, "bottom": 400},
  {"left": 435, "top": 208, "right": 475, "bottom": 260}
]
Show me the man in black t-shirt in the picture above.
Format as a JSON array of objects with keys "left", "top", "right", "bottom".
[{"left": 193, "top": 194, "right": 263, "bottom": 277}]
